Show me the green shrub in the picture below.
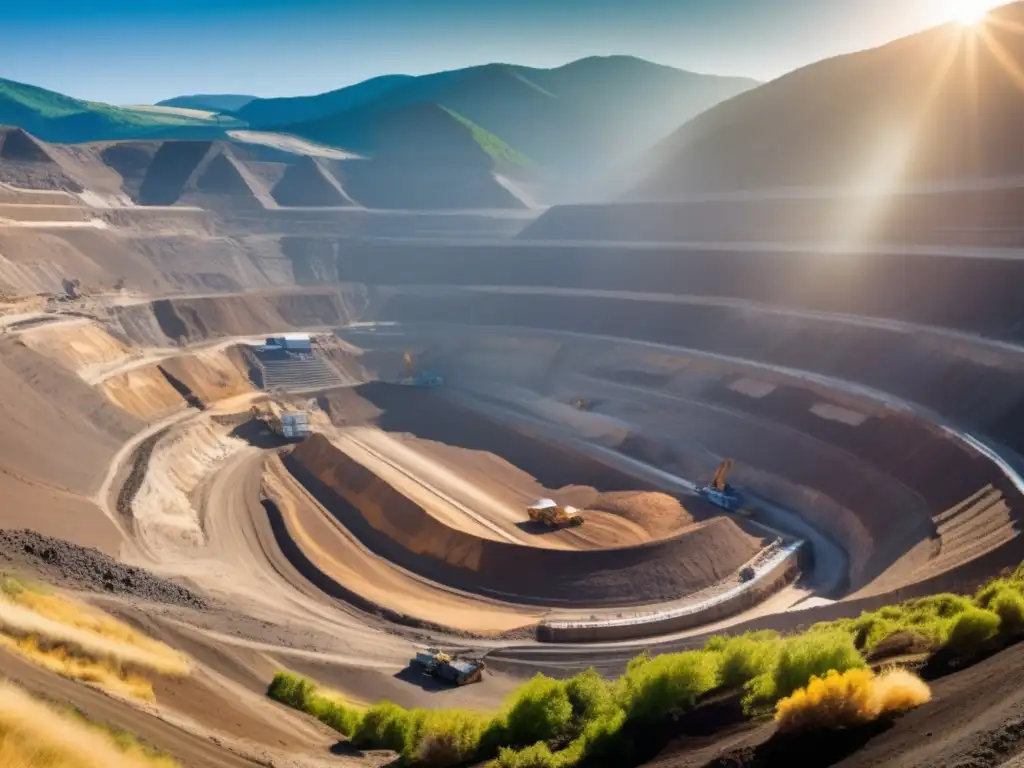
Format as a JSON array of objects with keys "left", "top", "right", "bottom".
[
  {"left": 714, "top": 631, "right": 783, "bottom": 689},
  {"left": 946, "top": 607, "right": 1000, "bottom": 653},
  {"left": 564, "top": 669, "right": 614, "bottom": 722},
  {"left": 504, "top": 675, "right": 574, "bottom": 747},
  {"left": 616, "top": 650, "right": 720, "bottom": 723},
  {"left": 975, "top": 579, "right": 1024, "bottom": 609},
  {"left": 495, "top": 741, "right": 561, "bottom": 768},
  {"left": 353, "top": 701, "right": 419, "bottom": 753},
  {"left": 993, "top": 590, "right": 1024, "bottom": 636},
  {"left": 414, "top": 710, "right": 489, "bottom": 766},
  {"left": 761, "top": 630, "right": 865, "bottom": 704}
]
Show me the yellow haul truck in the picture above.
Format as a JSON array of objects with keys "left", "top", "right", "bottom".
[{"left": 527, "top": 498, "right": 584, "bottom": 528}]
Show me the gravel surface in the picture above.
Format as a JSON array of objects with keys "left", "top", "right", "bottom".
[{"left": 0, "top": 529, "right": 208, "bottom": 609}]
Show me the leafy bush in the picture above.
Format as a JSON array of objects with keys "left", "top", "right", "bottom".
[
  {"left": 775, "top": 668, "right": 930, "bottom": 732},
  {"left": 993, "top": 590, "right": 1024, "bottom": 636},
  {"left": 712, "top": 631, "right": 783, "bottom": 689},
  {"left": 616, "top": 650, "right": 720, "bottom": 723},
  {"left": 755, "top": 630, "right": 865, "bottom": 706},
  {"left": 504, "top": 675, "right": 574, "bottom": 747},
  {"left": 564, "top": 669, "right": 614, "bottom": 722},
  {"left": 946, "top": 607, "right": 1000, "bottom": 652}
]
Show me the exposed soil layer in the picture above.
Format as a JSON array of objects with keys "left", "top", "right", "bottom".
[
  {"left": 117, "top": 287, "right": 370, "bottom": 346},
  {"left": 0, "top": 337, "right": 139, "bottom": 495},
  {"left": 285, "top": 433, "right": 766, "bottom": 606},
  {"left": 0, "top": 529, "right": 207, "bottom": 609},
  {"left": 338, "top": 241, "right": 1024, "bottom": 338}
]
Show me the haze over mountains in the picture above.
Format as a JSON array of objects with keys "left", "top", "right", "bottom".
[
  {"left": 4, "top": 4, "right": 1024, "bottom": 213},
  {"left": 628, "top": 1, "right": 1024, "bottom": 200},
  {"left": 0, "top": 56, "right": 757, "bottom": 206}
]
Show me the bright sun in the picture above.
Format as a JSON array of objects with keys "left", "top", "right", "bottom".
[{"left": 948, "top": 0, "right": 996, "bottom": 25}]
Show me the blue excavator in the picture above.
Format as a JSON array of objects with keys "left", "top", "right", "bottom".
[
  {"left": 399, "top": 351, "right": 444, "bottom": 388},
  {"left": 697, "top": 458, "right": 744, "bottom": 512}
]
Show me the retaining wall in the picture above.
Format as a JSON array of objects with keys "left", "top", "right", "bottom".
[{"left": 537, "top": 542, "right": 802, "bottom": 642}]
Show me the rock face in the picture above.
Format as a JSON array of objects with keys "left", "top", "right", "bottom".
[{"left": 0, "top": 529, "right": 208, "bottom": 609}]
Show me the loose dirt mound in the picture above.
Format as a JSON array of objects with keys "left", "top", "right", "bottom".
[
  {"left": 285, "top": 434, "right": 766, "bottom": 606},
  {"left": 592, "top": 492, "right": 697, "bottom": 539},
  {"left": 0, "top": 530, "right": 207, "bottom": 609},
  {"left": 158, "top": 349, "right": 253, "bottom": 406},
  {"left": 0, "top": 338, "right": 139, "bottom": 495},
  {"left": 18, "top": 321, "right": 132, "bottom": 377},
  {"left": 136, "top": 141, "right": 213, "bottom": 205},
  {"left": 318, "top": 387, "right": 382, "bottom": 427},
  {"left": 100, "top": 364, "right": 185, "bottom": 421},
  {"left": 132, "top": 420, "right": 243, "bottom": 547}
]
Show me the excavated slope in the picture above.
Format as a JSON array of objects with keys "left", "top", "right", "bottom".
[
  {"left": 0, "top": 338, "right": 139, "bottom": 495},
  {"left": 285, "top": 434, "right": 766, "bottom": 606}
]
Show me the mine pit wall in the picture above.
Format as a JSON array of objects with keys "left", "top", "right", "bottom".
[
  {"left": 352, "top": 311, "right": 1024, "bottom": 595},
  {"left": 336, "top": 241, "right": 1024, "bottom": 338},
  {"left": 112, "top": 286, "right": 374, "bottom": 347},
  {"left": 283, "top": 434, "right": 766, "bottom": 607},
  {"left": 538, "top": 546, "right": 803, "bottom": 643}
]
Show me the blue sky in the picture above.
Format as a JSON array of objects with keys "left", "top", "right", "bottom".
[{"left": 1, "top": 0, "right": 978, "bottom": 104}]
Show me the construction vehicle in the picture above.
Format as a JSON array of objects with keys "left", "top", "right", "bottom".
[
  {"left": 411, "top": 649, "right": 485, "bottom": 686},
  {"left": 527, "top": 498, "right": 584, "bottom": 528},
  {"left": 398, "top": 351, "right": 444, "bottom": 388},
  {"left": 697, "top": 458, "right": 744, "bottom": 512},
  {"left": 250, "top": 399, "right": 311, "bottom": 441}
]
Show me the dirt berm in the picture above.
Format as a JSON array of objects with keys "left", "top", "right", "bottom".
[{"left": 284, "top": 434, "right": 766, "bottom": 607}]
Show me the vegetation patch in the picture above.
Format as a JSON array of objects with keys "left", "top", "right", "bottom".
[
  {"left": 0, "top": 681, "right": 179, "bottom": 767},
  {"left": 775, "top": 668, "right": 931, "bottom": 732},
  {"left": 0, "top": 577, "right": 189, "bottom": 700}
]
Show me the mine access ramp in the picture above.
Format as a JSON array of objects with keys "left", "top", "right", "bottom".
[{"left": 411, "top": 648, "right": 485, "bottom": 686}]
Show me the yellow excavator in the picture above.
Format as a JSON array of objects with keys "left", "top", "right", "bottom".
[{"left": 527, "top": 499, "right": 584, "bottom": 528}]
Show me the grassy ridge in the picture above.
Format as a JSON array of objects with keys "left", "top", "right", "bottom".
[
  {"left": 269, "top": 562, "right": 1024, "bottom": 766},
  {"left": 0, "top": 682, "right": 178, "bottom": 767},
  {"left": 440, "top": 107, "right": 534, "bottom": 169},
  {"left": 0, "top": 77, "right": 229, "bottom": 142},
  {"left": 0, "top": 576, "right": 189, "bottom": 700}
]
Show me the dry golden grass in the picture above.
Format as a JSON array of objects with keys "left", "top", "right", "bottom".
[
  {"left": 775, "top": 668, "right": 931, "bottom": 732},
  {"left": 0, "top": 579, "right": 189, "bottom": 700},
  {"left": 0, "top": 682, "right": 179, "bottom": 767}
]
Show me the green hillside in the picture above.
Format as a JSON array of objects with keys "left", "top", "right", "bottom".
[
  {"left": 241, "top": 57, "right": 759, "bottom": 173},
  {"left": 0, "top": 77, "right": 228, "bottom": 143},
  {"left": 440, "top": 107, "right": 533, "bottom": 169}
]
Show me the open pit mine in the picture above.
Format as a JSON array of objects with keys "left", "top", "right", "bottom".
[{"left": 2, "top": 96, "right": 1024, "bottom": 767}]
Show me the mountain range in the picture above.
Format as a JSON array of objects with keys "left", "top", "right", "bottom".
[
  {"left": 627, "top": 2, "right": 1024, "bottom": 200},
  {"left": 0, "top": 57, "right": 757, "bottom": 204}
]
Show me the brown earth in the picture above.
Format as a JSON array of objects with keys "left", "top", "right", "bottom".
[
  {"left": 0, "top": 337, "right": 139, "bottom": 495},
  {"left": 158, "top": 348, "right": 254, "bottom": 405},
  {"left": 100, "top": 363, "right": 185, "bottom": 420},
  {"left": 285, "top": 433, "right": 766, "bottom": 606},
  {"left": 18, "top": 320, "right": 132, "bottom": 377}
]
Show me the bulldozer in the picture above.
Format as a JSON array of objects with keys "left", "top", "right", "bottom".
[
  {"left": 527, "top": 498, "right": 584, "bottom": 528},
  {"left": 697, "top": 458, "right": 744, "bottom": 511}
]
